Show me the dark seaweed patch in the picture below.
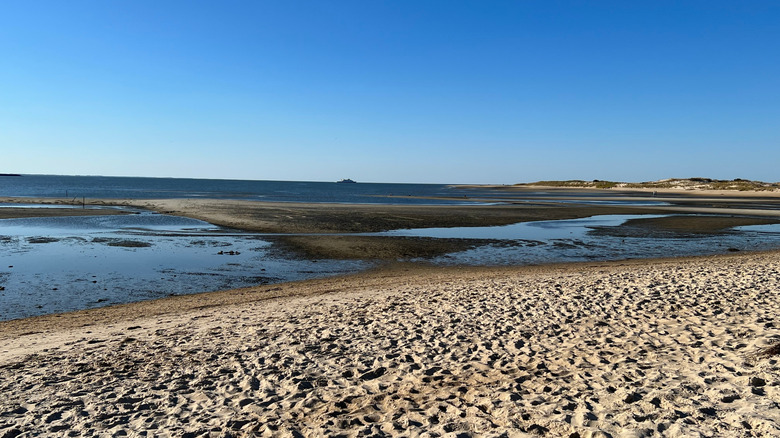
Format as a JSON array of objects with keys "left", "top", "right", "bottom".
[
  {"left": 27, "top": 237, "right": 60, "bottom": 244},
  {"left": 92, "top": 237, "right": 151, "bottom": 248}
]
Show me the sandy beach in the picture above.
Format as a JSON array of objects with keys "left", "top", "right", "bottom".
[
  {"left": 5, "top": 0, "right": 780, "bottom": 434},
  {"left": 1, "top": 251, "right": 779, "bottom": 437}
]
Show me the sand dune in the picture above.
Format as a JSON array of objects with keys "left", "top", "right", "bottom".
[{"left": 1, "top": 252, "right": 778, "bottom": 436}]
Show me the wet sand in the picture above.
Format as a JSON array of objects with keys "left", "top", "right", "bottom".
[
  {"left": 0, "top": 207, "right": 127, "bottom": 220},
  {"left": 123, "top": 198, "right": 780, "bottom": 260},
  {"left": 589, "top": 215, "right": 780, "bottom": 239},
  {"left": 121, "top": 198, "right": 662, "bottom": 233},
  {"left": 1, "top": 196, "right": 668, "bottom": 261},
  {"left": 6, "top": 195, "right": 780, "bottom": 260},
  {"left": 1, "top": 252, "right": 779, "bottom": 436},
  {"left": 0, "top": 196, "right": 706, "bottom": 234}
]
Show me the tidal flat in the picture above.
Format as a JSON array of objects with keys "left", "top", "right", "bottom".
[{"left": 2, "top": 193, "right": 780, "bottom": 320}]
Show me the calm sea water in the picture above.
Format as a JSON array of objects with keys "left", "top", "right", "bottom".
[
  {"left": 0, "top": 174, "right": 477, "bottom": 204},
  {"left": 0, "top": 174, "right": 675, "bottom": 205}
]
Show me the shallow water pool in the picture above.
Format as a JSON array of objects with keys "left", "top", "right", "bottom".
[
  {"left": 3, "top": 211, "right": 780, "bottom": 321},
  {"left": 380, "top": 215, "right": 780, "bottom": 265},
  {"left": 0, "top": 210, "right": 367, "bottom": 321}
]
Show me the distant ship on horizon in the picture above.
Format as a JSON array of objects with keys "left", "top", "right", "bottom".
[{"left": 336, "top": 178, "right": 356, "bottom": 184}]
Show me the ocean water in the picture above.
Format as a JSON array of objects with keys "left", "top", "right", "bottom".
[
  {"left": 0, "top": 174, "right": 476, "bottom": 204},
  {"left": 0, "top": 174, "right": 673, "bottom": 205}
]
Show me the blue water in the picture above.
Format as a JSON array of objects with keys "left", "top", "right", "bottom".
[
  {"left": 0, "top": 174, "right": 676, "bottom": 205},
  {"left": 0, "top": 210, "right": 368, "bottom": 321},
  {"left": 380, "top": 216, "right": 780, "bottom": 266},
  {"left": 0, "top": 174, "right": 477, "bottom": 205},
  {"left": 381, "top": 215, "right": 657, "bottom": 240}
]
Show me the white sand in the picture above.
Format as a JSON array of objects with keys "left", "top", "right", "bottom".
[{"left": 1, "top": 253, "right": 779, "bottom": 437}]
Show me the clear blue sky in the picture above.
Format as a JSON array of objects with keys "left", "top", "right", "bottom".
[{"left": 2, "top": 1, "right": 778, "bottom": 184}]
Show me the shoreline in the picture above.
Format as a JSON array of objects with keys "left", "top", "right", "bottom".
[
  {"left": 1, "top": 250, "right": 778, "bottom": 436},
  {"left": 455, "top": 183, "right": 780, "bottom": 199},
  {"left": 0, "top": 249, "right": 765, "bottom": 337},
  {"left": 0, "top": 247, "right": 776, "bottom": 337}
]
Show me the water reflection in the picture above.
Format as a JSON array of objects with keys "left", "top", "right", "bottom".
[
  {"left": 383, "top": 215, "right": 663, "bottom": 240},
  {"left": 381, "top": 215, "right": 780, "bottom": 265},
  {"left": 0, "top": 211, "right": 367, "bottom": 321}
]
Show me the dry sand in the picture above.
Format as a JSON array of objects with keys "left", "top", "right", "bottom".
[{"left": 1, "top": 252, "right": 779, "bottom": 437}]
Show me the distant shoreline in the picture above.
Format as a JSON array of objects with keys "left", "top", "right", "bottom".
[{"left": 455, "top": 178, "right": 780, "bottom": 198}]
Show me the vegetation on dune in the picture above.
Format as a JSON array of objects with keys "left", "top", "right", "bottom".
[
  {"left": 526, "top": 180, "right": 618, "bottom": 189},
  {"left": 521, "top": 178, "right": 780, "bottom": 191}
]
